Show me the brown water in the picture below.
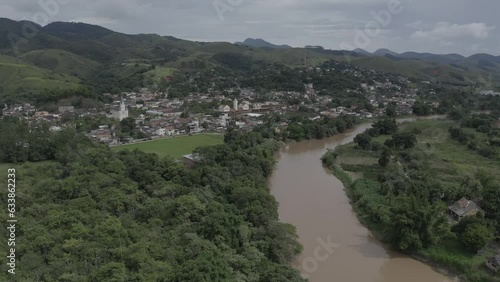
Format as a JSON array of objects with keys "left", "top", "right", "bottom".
[{"left": 270, "top": 119, "right": 454, "bottom": 282}]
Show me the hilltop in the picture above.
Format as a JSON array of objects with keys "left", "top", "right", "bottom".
[
  {"left": 1, "top": 17, "right": 500, "bottom": 102},
  {"left": 235, "top": 38, "right": 292, "bottom": 49}
]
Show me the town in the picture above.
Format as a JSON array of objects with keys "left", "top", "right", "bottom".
[{"left": 2, "top": 62, "right": 433, "bottom": 146}]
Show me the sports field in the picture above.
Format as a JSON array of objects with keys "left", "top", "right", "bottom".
[{"left": 112, "top": 134, "right": 224, "bottom": 159}]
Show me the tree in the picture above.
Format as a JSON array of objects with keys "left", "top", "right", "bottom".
[
  {"left": 459, "top": 223, "right": 493, "bottom": 252},
  {"left": 373, "top": 118, "right": 398, "bottom": 135},
  {"left": 482, "top": 181, "right": 500, "bottom": 233},
  {"left": 386, "top": 105, "right": 397, "bottom": 118},
  {"left": 460, "top": 176, "right": 483, "bottom": 199},
  {"left": 378, "top": 148, "right": 391, "bottom": 167},
  {"left": 354, "top": 133, "right": 372, "bottom": 150},
  {"left": 389, "top": 132, "right": 417, "bottom": 150},
  {"left": 412, "top": 102, "right": 431, "bottom": 116},
  {"left": 387, "top": 195, "right": 450, "bottom": 251}
]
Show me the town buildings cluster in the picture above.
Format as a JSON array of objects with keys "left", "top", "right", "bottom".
[{"left": 2, "top": 64, "right": 440, "bottom": 145}]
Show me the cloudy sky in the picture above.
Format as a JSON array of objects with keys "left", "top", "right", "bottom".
[{"left": 1, "top": 0, "right": 498, "bottom": 56}]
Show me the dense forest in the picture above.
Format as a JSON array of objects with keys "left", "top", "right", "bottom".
[{"left": 0, "top": 118, "right": 307, "bottom": 281}]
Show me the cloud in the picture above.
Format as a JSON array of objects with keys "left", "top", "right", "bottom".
[
  {"left": 411, "top": 22, "right": 495, "bottom": 40},
  {"left": 406, "top": 20, "right": 425, "bottom": 30},
  {"left": 1, "top": 0, "right": 500, "bottom": 55}
]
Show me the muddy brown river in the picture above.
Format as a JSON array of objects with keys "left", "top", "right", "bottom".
[{"left": 270, "top": 119, "right": 454, "bottom": 282}]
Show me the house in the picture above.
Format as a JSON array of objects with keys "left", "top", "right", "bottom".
[
  {"left": 35, "top": 111, "right": 50, "bottom": 117},
  {"left": 58, "top": 106, "right": 75, "bottom": 113},
  {"left": 479, "top": 90, "right": 500, "bottom": 96},
  {"left": 165, "top": 126, "right": 176, "bottom": 136},
  {"left": 49, "top": 126, "right": 63, "bottom": 132},
  {"left": 183, "top": 153, "right": 201, "bottom": 168},
  {"left": 448, "top": 198, "right": 484, "bottom": 221},
  {"left": 156, "top": 127, "right": 166, "bottom": 136},
  {"left": 239, "top": 102, "right": 250, "bottom": 111},
  {"left": 486, "top": 255, "right": 500, "bottom": 272},
  {"left": 219, "top": 105, "right": 231, "bottom": 113}
]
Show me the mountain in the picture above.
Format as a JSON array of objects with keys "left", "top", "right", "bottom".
[
  {"left": 353, "top": 48, "right": 371, "bottom": 56},
  {"left": 373, "top": 48, "right": 399, "bottom": 57},
  {"left": 43, "top": 21, "right": 114, "bottom": 42},
  {"left": 235, "top": 38, "right": 292, "bottom": 49},
  {"left": 1, "top": 17, "right": 500, "bottom": 102}
]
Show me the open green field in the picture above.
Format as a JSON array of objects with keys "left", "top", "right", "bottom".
[
  {"left": 335, "top": 119, "right": 500, "bottom": 185},
  {"left": 112, "top": 134, "right": 224, "bottom": 159}
]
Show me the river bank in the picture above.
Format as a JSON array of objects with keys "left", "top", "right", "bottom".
[
  {"left": 269, "top": 118, "right": 452, "bottom": 282},
  {"left": 325, "top": 160, "right": 463, "bottom": 281},
  {"left": 323, "top": 117, "right": 500, "bottom": 282}
]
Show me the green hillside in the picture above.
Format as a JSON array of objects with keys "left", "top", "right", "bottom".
[
  {"left": 335, "top": 55, "right": 500, "bottom": 87},
  {"left": 1, "top": 17, "right": 500, "bottom": 102},
  {"left": 0, "top": 55, "right": 80, "bottom": 98},
  {"left": 20, "top": 49, "right": 100, "bottom": 78}
]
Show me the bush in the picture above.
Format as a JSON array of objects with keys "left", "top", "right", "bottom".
[{"left": 371, "top": 141, "right": 382, "bottom": 151}]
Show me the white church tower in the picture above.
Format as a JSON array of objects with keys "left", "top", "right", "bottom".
[
  {"left": 114, "top": 97, "right": 129, "bottom": 121},
  {"left": 233, "top": 98, "right": 239, "bottom": 111}
]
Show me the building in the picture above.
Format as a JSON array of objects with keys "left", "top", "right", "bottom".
[
  {"left": 188, "top": 120, "right": 202, "bottom": 134},
  {"left": 233, "top": 99, "right": 239, "bottom": 111},
  {"left": 239, "top": 102, "right": 250, "bottom": 111},
  {"left": 156, "top": 127, "right": 166, "bottom": 136},
  {"left": 35, "top": 111, "right": 50, "bottom": 117},
  {"left": 113, "top": 98, "right": 129, "bottom": 121},
  {"left": 448, "top": 198, "right": 484, "bottom": 221},
  {"left": 486, "top": 255, "right": 500, "bottom": 272},
  {"left": 219, "top": 105, "right": 231, "bottom": 113},
  {"left": 49, "top": 126, "right": 63, "bottom": 132},
  {"left": 165, "top": 126, "right": 176, "bottom": 136},
  {"left": 58, "top": 106, "right": 75, "bottom": 113},
  {"left": 183, "top": 153, "right": 201, "bottom": 168},
  {"left": 479, "top": 90, "right": 500, "bottom": 96}
]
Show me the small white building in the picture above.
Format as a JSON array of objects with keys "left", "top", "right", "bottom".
[
  {"left": 219, "top": 105, "right": 231, "bottom": 113},
  {"left": 239, "top": 103, "right": 250, "bottom": 111},
  {"left": 156, "top": 127, "right": 166, "bottom": 136},
  {"left": 166, "top": 126, "right": 176, "bottom": 136}
]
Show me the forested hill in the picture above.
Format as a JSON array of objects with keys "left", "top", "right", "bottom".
[
  {"left": 2, "top": 17, "right": 500, "bottom": 103},
  {"left": 0, "top": 119, "right": 305, "bottom": 281}
]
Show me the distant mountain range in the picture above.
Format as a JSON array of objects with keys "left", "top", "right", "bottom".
[
  {"left": 353, "top": 48, "right": 500, "bottom": 66},
  {"left": 1, "top": 17, "right": 500, "bottom": 103},
  {"left": 235, "top": 38, "right": 292, "bottom": 49}
]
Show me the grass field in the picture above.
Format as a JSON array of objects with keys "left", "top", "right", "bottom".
[
  {"left": 143, "top": 66, "right": 177, "bottom": 84},
  {"left": 112, "top": 134, "right": 224, "bottom": 159}
]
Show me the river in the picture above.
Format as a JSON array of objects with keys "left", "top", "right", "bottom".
[{"left": 269, "top": 118, "right": 454, "bottom": 282}]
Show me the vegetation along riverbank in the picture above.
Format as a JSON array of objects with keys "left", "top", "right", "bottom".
[{"left": 322, "top": 113, "right": 500, "bottom": 282}]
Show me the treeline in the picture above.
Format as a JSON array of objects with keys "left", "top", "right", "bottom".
[
  {"left": 0, "top": 123, "right": 305, "bottom": 281},
  {"left": 0, "top": 118, "right": 93, "bottom": 163},
  {"left": 254, "top": 114, "right": 357, "bottom": 142}
]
